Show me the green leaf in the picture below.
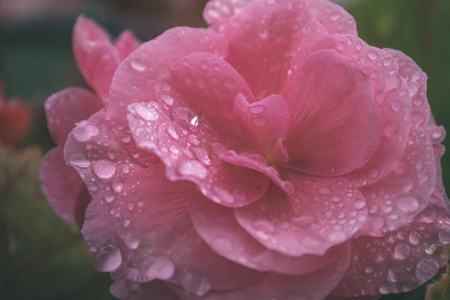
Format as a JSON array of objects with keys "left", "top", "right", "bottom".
[
  {"left": 425, "top": 264, "right": 450, "bottom": 300},
  {"left": 0, "top": 148, "right": 114, "bottom": 300}
]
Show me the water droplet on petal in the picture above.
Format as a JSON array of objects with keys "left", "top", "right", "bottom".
[
  {"left": 94, "top": 244, "right": 122, "bottom": 272},
  {"left": 254, "top": 219, "right": 275, "bottom": 233},
  {"left": 179, "top": 160, "right": 208, "bottom": 179},
  {"left": 134, "top": 102, "right": 159, "bottom": 121},
  {"left": 438, "top": 228, "right": 450, "bottom": 244},
  {"left": 212, "top": 237, "right": 233, "bottom": 255},
  {"left": 69, "top": 153, "right": 91, "bottom": 168},
  {"left": 409, "top": 231, "right": 421, "bottom": 245},
  {"left": 145, "top": 257, "right": 175, "bottom": 280},
  {"left": 387, "top": 267, "right": 401, "bottom": 282},
  {"left": 354, "top": 199, "right": 366, "bottom": 209},
  {"left": 192, "top": 147, "right": 212, "bottom": 165},
  {"left": 329, "top": 231, "right": 346, "bottom": 243},
  {"left": 393, "top": 242, "right": 410, "bottom": 260},
  {"left": 251, "top": 117, "right": 268, "bottom": 126},
  {"left": 181, "top": 269, "right": 210, "bottom": 296},
  {"left": 173, "top": 106, "right": 198, "bottom": 127},
  {"left": 329, "top": 12, "right": 342, "bottom": 21},
  {"left": 112, "top": 180, "right": 124, "bottom": 193},
  {"left": 157, "top": 92, "right": 174, "bottom": 106},
  {"left": 130, "top": 59, "right": 146, "bottom": 71},
  {"left": 396, "top": 196, "right": 419, "bottom": 213},
  {"left": 72, "top": 125, "right": 99, "bottom": 142},
  {"left": 93, "top": 160, "right": 116, "bottom": 179},
  {"left": 367, "top": 50, "right": 378, "bottom": 60},
  {"left": 416, "top": 257, "right": 440, "bottom": 283}
]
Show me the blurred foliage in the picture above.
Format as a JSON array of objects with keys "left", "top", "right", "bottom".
[
  {"left": 0, "top": 148, "right": 114, "bottom": 300},
  {"left": 425, "top": 264, "right": 450, "bottom": 300}
]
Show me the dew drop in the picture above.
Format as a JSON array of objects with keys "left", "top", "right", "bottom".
[
  {"left": 329, "top": 12, "right": 342, "bottom": 21},
  {"left": 378, "top": 282, "right": 396, "bottom": 294},
  {"left": 416, "top": 257, "right": 440, "bottom": 283},
  {"left": 212, "top": 237, "right": 233, "bottom": 254},
  {"left": 329, "top": 231, "right": 346, "bottom": 243},
  {"left": 181, "top": 269, "right": 211, "bottom": 296},
  {"left": 130, "top": 59, "right": 146, "bottom": 71},
  {"left": 157, "top": 92, "right": 174, "bottom": 106},
  {"left": 396, "top": 196, "right": 419, "bottom": 213},
  {"left": 93, "top": 244, "right": 122, "bottom": 272},
  {"left": 93, "top": 160, "right": 116, "bottom": 179},
  {"left": 367, "top": 50, "right": 378, "bottom": 60},
  {"left": 438, "top": 228, "right": 450, "bottom": 244},
  {"left": 318, "top": 187, "right": 330, "bottom": 195},
  {"left": 354, "top": 199, "right": 366, "bottom": 209},
  {"left": 401, "top": 179, "right": 413, "bottom": 193},
  {"left": 259, "top": 28, "right": 268, "bottom": 38},
  {"left": 134, "top": 102, "right": 159, "bottom": 121},
  {"left": 192, "top": 147, "right": 212, "bottom": 166},
  {"left": 173, "top": 106, "right": 198, "bottom": 127},
  {"left": 387, "top": 267, "right": 400, "bottom": 282},
  {"left": 393, "top": 242, "right": 410, "bottom": 260},
  {"left": 145, "top": 257, "right": 175, "bottom": 280},
  {"left": 254, "top": 219, "right": 275, "bottom": 233},
  {"left": 408, "top": 231, "right": 421, "bottom": 245},
  {"left": 179, "top": 160, "right": 208, "bottom": 179},
  {"left": 69, "top": 153, "right": 91, "bottom": 168},
  {"left": 112, "top": 180, "right": 124, "bottom": 193},
  {"left": 72, "top": 125, "right": 99, "bottom": 142},
  {"left": 251, "top": 117, "right": 268, "bottom": 126}
]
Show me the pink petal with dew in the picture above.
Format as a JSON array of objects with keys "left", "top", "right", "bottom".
[
  {"left": 332, "top": 199, "right": 450, "bottom": 298},
  {"left": 220, "top": 0, "right": 356, "bottom": 99},
  {"left": 40, "top": 147, "right": 84, "bottom": 223},
  {"left": 320, "top": 34, "right": 413, "bottom": 184},
  {"left": 127, "top": 101, "right": 269, "bottom": 207},
  {"left": 170, "top": 52, "right": 255, "bottom": 140},
  {"left": 82, "top": 199, "right": 123, "bottom": 272},
  {"left": 285, "top": 49, "right": 382, "bottom": 177},
  {"left": 107, "top": 27, "right": 228, "bottom": 165},
  {"left": 115, "top": 30, "right": 141, "bottom": 61},
  {"left": 174, "top": 243, "right": 351, "bottom": 300},
  {"left": 112, "top": 166, "right": 263, "bottom": 295},
  {"left": 203, "top": 0, "right": 255, "bottom": 32},
  {"left": 385, "top": 48, "right": 430, "bottom": 127},
  {"left": 359, "top": 124, "right": 437, "bottom": 234},
  {"left": 110, "top": 277, "right": 179, "bottom": 300},
  {"left": 72, "top": 16, "right": 120, "bottom": 100},
  {"left": 234, "top": 93, "right": 290, "bottom": 162},
  {"left": 64, "top": 109, "right": 145, "bottom": 213},
  {"left": 235, "top": 174, "right": 368, "bottom": 257},
  {"left": 190, "top": 194, "right": 350, "bottom": 276},
  {"left": 45, "top": 87, "right": 103, "bottom": 145}
]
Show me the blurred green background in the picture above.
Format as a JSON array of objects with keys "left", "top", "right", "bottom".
[{"left": 0, "top": 0, "right": 449, "bottom": 299}]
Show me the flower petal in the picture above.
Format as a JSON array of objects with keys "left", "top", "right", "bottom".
[
  {"left": 115, "top": 30, "right": 141, "bottom": 61},
  {"left": 45, "top": 87, "right": 103, "bottom": 145},
  {"left": 359, "top": 124, "right": 437, "bottom": 234},
  {"left": 385, "top": 48, "right": 430, "bottom": 127},
  {"left": 170, "top": 52, "right": 255, "bottom": 139},
  {"left": 72, "top": 16, "right": 120, "bottom": 99},
  {"left": 321, "top": 35, "right": 413, "bottom": 184},
  {"left": 110, "top": 276, "right": 179, "bottom": 300},
  {"left": 107, "top": 27, "right": 228, "bottom": 165},
  {"left": 127, "top": 101, "right": 270, "bottom": 207},
  {"left": 40, "top": 147, "right": 84, "bottom": 223},
  {"left": 234, "top": 93, "right": 290, "bottom": 162},
  {"left": 190, "top": 193, "right": 350, "bottom": 276},
  {"left": 112, "top": 166, "right": 263, "bottom": 294},
  {"left": 332, "top": 200, "right": 450, "bottom": 297},
  {"left": 285, "top": 49, "right": 382, "bottom": 177},
  {"left": 235, "top": 174, "right": 368, "bottom": 257},
  {"left": 203, "top": 0, "right": 254, "bottom": 32},
  {"left": 180, "top": 246, "right": 351, "bottom": 300}
]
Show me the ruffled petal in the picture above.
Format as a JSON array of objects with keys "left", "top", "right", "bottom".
[
  {"left": 72, "top": 16, "right": 120, "bottom": 99},
  {"left": 178, "top": 245, "right": 351, "bottom": 300},
  {"left": 190, "top": 194, "right": 350, "bottom": 276},
  {"left": 234, "top": 93, "right": 290, "bottom": 162},
  {"left": 45, "top": 87, "right": 103, "bottom": 145},
  {"left": 332, "top": 200, "right": 450, "bottom": 297},
  {"left": 110, "top": 276, "right": 179, "bottom": 300},
  {"left": 385, "top": 48, "right": 430, "bottom": 127},
  {"left": 359, "top": 124, "right": 437, "bottom": 234},
  {"left": 111, "top": 166, "right": 263, "bottom": 295},
  {"left": 319, "top": 34, "right": 413, "bottom": 184},
  {"left": 203, "top": 0, "right": 255, "bottom": 32},
  {"left": 107, "top": 27, "right": 228, "bottom": 165},
  {"left": 234, "top": 174, "right": 368, "bottom": 257},
  {"left": 127, "top": 101, "right": 269, "bottom": 207},
  {"left": 285, "top": 49, "right": 382, "bottom": 177},
  {"left": 170, "top": 52, "right": 255, "bottom": 139},
  {"left": 115, "top": 30, "right": 141, "bottom": 61},
  {"left": 40, "top": 147, "right": 84, "bottom": 223}
]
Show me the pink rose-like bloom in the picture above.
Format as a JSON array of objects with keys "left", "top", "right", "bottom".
[{"left": 41, "top": 0, "right": 450, "bottom": 299}]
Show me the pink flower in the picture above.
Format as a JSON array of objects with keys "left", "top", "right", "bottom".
[
  {"left": 41, "top": 1, "right": 450, "bottom": 299},
  {"left": 40, "top": 16, "right": 140, "bottom": 225}
]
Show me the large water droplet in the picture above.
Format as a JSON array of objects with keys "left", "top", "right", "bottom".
[
  {"left": 134, "top": 102, "right": 159, "bottom": 121},
  {"left": 130, "top": 59, "right": 146, "bottom": 71},
  {"left": 181, "top": 269, "right": 211, "bottom": 296},
  {"left": 69, "top": 153, "right": 91, "bottom": 168},
  {"left": 173, "top": 106, "right": 198, "bottom": 127},
  {"left": 396, "top": 196, "right": 419, "bottom": 213},
  {"left": 409, "top": 231, "right": 421, "bottom": 245},
  {"left": 72, "top": 125, "right": 99, "bottom": 142},
  {"left": 93, "top": 160, "right": 116, "bottom": 179},
  {"left": 387, "top": 267, "right": 401, "bottom": 282},
  {"left": 393, "top": 242, "right": 410, "bottom": 260},
  {"left": 438, "top": 228, "right": 450, "bottom": 244},
  {"left": 157, "top": 92, "right": 174, "bottom": 106},
  {"left": 191, "top": 147, "right": 212, "bottom": 165},
  {"left": 145, "top": 257, "right": 175, "bottom": 280},
  {"left": 179, "top": 160, "right": 208, "bottom": 179},
  {"left": 416, "top": 257, "right": 440, "bottom": 283},
  {"left": 93, "top": 244, "right": 122, "bottom": 272}
]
